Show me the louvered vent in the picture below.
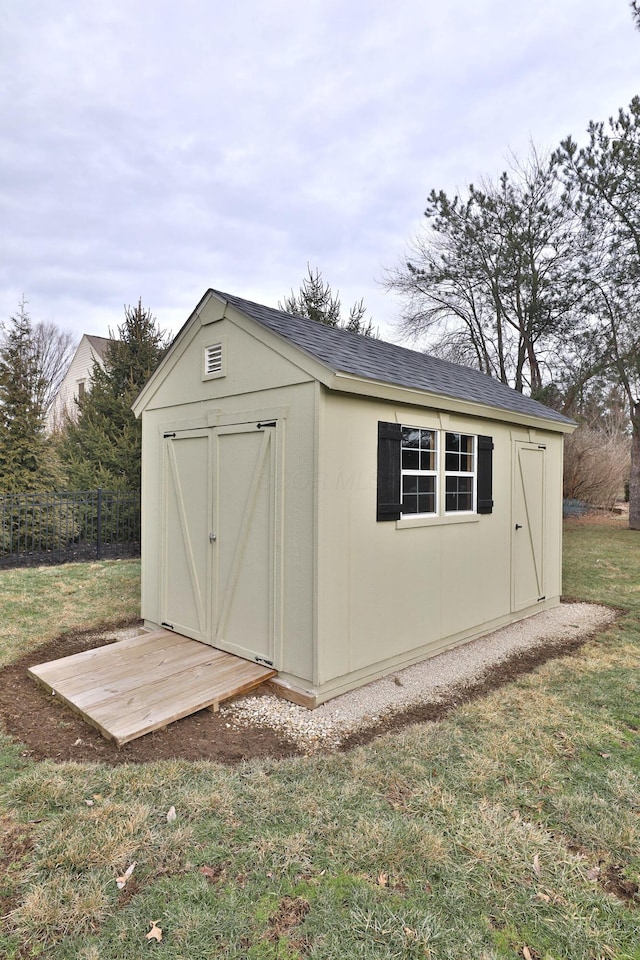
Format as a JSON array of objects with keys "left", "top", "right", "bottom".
[{"left": 203, "top": 342, "right": 224, "bottom": 379}]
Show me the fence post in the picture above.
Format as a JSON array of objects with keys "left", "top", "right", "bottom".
[{"left": 96, "top": 488, "right": 102, "bottom": 560}]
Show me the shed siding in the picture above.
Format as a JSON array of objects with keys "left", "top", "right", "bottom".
[
  {"left": 138, "top": 306, "right": 320, "bottom": 684},
  {"left": 314, "top": 390, "right": 563, "bottom": 696}
]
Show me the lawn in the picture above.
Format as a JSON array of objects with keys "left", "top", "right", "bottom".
[{"left": 0, "top": 529, "right": 638, "bottom": 960}]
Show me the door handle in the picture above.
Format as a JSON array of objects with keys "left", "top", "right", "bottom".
[
  {"left": 515, "top": 523, "right": 523, "bottom": 530},
  {"left": 209, "top": 532, "right": 217, "bottom": 542}
]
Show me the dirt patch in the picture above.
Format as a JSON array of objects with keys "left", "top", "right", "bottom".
[
  {"left": 0, "top": 613, "right": 614, "bottom": 765},
  {"left": 265, "top": 896, "right": 311, "bottom": 942},
  {"left": 0, "top": 623, "right": 299, "bottom": 765}
]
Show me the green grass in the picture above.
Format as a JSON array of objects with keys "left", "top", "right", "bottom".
[
  {"left": 0, "top": 559, "right": 140, "bottom": 667},
  {"left": 0, "top": 529, "right": 639, "bottom": 959}
]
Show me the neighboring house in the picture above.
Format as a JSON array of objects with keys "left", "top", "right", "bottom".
[
  {"left": 47, "top": 334, "right": 111, "bottom": 432},
  {"left": 132, "top": 289, "right": 576, "bottom": 708}
]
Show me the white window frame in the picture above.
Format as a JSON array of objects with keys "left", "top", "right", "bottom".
[
  {"left": 399, "top": 426, "right": 477, "bottom": 519},
  {"left": 400, "top": 426, "right": 438, "bottom": 518},
  {"left": 444, "top": 431, "right": 477, "bottom": 514}
]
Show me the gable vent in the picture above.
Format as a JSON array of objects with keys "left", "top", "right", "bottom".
[{"left": 203, "top": 341, "right": 224, "bottom": 379}]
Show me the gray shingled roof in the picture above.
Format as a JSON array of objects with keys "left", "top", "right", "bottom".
[{"left": 214, "top": 289, "right": 574, "bottom": 427}]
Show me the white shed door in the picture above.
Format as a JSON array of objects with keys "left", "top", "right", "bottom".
[
  {"left": 213, "top": 421, "right": 280, "bottom": 667},
  {"left": 161, "top": 430, "right": 212, "bottom": 641},
  {"left": 512, "top": 441, "right": 546, "bottom": 611}
]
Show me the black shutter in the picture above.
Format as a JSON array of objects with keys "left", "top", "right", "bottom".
[
  {"left": 377, "top": 421, "right": 402, "bottom": 521},
  {"left": 477, "top": 435, "right": 494, "bottom": 514}
]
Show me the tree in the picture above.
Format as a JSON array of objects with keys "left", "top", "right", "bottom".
[
  {"left": 59, "top": 300, "right": 168, "bottom": 492},
  {"left": 279, "top": 265, "right": 376, "bottom": 337},
  {"left": 0, "top": 299, "right": 63, "bottom": 491},
  {"left": 33, "top": 321, "right": 76, "bottom": 416},
  {"left": 632, "top": 1, "right": 640, "bottom": 30},
  {"left": 385, "top": 151, "right": 584, "bottom": 396},
  {"left": 555, "top": 96, "right": 640, "bottom": 527}
]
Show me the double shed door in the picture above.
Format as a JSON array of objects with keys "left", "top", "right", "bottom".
[{"left": 161, "top": 420, "right": 281, "bottom": 667}]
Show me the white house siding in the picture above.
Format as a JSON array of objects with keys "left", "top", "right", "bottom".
[{"left": 46, "top": 335, "right": 109, "bottom": 432}]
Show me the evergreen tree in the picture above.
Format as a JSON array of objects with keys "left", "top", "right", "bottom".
[
  {"left": 60, "top": 300, "right": 168, "bottom": 492},
  {"left": 0, "top": 299, "right": 63, "bottom": 491},
  {"left": 279, "top": 265, "right": 376, "bottom": 337}
]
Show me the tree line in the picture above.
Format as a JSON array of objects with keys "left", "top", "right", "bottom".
[
  {"left": 385, "top": 94, "right": 640, "bottom": 527},
  {"left": 0, "top": 272, "right": 371, "bottom": 498}
]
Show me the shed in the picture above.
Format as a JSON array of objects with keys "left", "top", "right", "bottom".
[{"left": 132, "top": 289, "right": 575, "bottom": 708}]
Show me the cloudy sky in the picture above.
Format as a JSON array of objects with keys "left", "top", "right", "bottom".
[{"left": 1, "top": 1, "right": 638, "bottom": 344}]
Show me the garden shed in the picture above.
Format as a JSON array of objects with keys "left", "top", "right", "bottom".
[{"left": 132, "top": 289, "right": 575, "bottom": 708}]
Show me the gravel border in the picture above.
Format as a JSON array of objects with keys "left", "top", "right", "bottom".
[{"left": 222, "top": 603, "right": 616, "bottom": 752}]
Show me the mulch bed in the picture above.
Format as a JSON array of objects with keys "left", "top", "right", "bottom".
[{"left": 0, "top": 616, "right": 605, "bottom": 766}]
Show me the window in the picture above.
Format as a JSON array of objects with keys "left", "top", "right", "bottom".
[
  {"left": 444, "top": 432, "right": 475, "bottom": 513},
  {"left": 77, "top": 380, "right": 86, "bottom": 400},
  {"left": 401, "top": 427, "right": 437, "bottom": 516},
  {"left": 377, "top": 421, "right": 493, "bottom": 522}
]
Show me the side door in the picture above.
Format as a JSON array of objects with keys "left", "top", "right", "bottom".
[
  {"left": 161, "top": 429, "right": 212, "bottom": 642},
  {"left": 212, "top": 420, "right": 281, "bottom": 667},
  {"left": 512, "top": 441, "right": 546, "bottom": 611}
]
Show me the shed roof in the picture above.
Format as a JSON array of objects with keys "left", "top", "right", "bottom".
[{"left": 214, "top": 290, "right": 574, "bottom": 428}]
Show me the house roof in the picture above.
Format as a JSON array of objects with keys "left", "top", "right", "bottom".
[
  {"left": 85, "top": 334, "right": 111, "bottom": 359},
  {"left": 213, "top": 290, "right": 574, "bottom": 428}
]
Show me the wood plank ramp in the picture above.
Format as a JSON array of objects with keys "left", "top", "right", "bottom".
[{"left": 28, "top": 629, "right": 276, "bottom": 746}]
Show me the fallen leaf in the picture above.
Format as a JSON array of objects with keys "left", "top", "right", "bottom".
[
  {"left": 523, "top": 947, "right": 533, "bottom": 960},
  {"left": 532, "top": 854, "right": 542, "bottom": 878},
  {"left": 377, "top": 871, "right": 389, "bottom": 887},
  {"left": 587, "top": 866, "right": 601, "bottom": 880},
  {"left": 73, "top": 738, "right": 82, "bottom": 746},
  {"left": 166, "top": 805, "right": 177, "bottom": 823},
  {"left": 117, "top": 862, "right": 136, "bottom": 890},
  {"left": 200, "top": 865, "right": 224, "bottom": 882},
  {"left": 403, "top": 926, "right": 417, "bottom": 940},
  {"left": 423, "top": 881, "right": 433, "bottom": 894},
  {"left": 600, "top": 752, "right": 611, "bottom": 759},
  {"left": 536, "top": 892, "right": 551, "bottom": 903},
  {"left": 84, "top": 799, "right": 94, "bottom": 807},
  {"left": 146, "top": 920, "right": 163, "bottom": 942}
]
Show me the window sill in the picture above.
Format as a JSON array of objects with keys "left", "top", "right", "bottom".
[{"left": 397, "top": 513, "right": 480, "bottom": 530}]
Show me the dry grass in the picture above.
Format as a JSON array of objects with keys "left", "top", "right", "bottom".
[
  {"left": 0, "top": 527, "right": 639, "bottom": 958},
  {"left": 0, "top": 560, "right": 140, "bottom": 667}
]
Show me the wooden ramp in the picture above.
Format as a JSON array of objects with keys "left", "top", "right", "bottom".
[{"left": 28, "top": 629, "right": 276, "bottom": 746}]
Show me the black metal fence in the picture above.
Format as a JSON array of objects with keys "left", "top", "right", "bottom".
[{"left": 0, "top": 490, "right": 141, "bottom": 568}]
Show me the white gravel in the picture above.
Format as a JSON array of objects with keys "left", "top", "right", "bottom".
[{"left": 221, "top": 603, "right": 616, "bottom": 752}]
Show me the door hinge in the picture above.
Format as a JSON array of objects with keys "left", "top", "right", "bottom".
[
  {"left": 257, "top": 421, "right": 276, "bottom": 430},
  {"left": 255, "top": 656, "right": 274, "bottom": 667},
  {"left": 537, "top": 596, "right": 546, "bottom": 602},
  {"left": 163, "top": 432, "right": 176, "bottom": 438},
  {"left": 161, "top": 621, "right": 174, "bottom": 630}
]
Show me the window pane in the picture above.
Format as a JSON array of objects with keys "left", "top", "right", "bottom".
[
  {"left": 403, "top": 475, "right": 418, "bottom": 494},
  {"left": 445, "top": 476, "right": 473, "bottom": 512},
  {"left": 402, "top": 449, "right": 419, "bottom": 470},
  {"left": 445, "top": 451, "right": 459, "bottom": 472},
  {"left": 420, "top": 450, "right": 435, "bottom": 471},
  {"left": 402, "top": 494, "right": 418, "bottom": 514},
  {"left": 402, "top": 428, "right": 420, "bottom": 447}
]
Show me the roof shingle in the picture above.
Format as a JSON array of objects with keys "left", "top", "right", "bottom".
[{"left": 215, "top": 290, "right": 574, "bottom": 427}]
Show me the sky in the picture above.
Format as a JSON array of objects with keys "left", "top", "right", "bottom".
[{"left": 1, "top": 0, "right": 638, "bottom": 345}]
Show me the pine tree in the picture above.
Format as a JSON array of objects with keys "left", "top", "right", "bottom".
[
  {"left": 0, "top": 300, "right": 63, "bottom": 491},
  {"left": 279, "top": 265, "right": 376, "bottom": 337},
  {"left": 60, "top": 300, "right": 167, "bottom": 492}
]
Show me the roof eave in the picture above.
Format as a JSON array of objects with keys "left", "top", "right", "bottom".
[{"left": 327, "top": 371, "right": 577, "bottom": 433}]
